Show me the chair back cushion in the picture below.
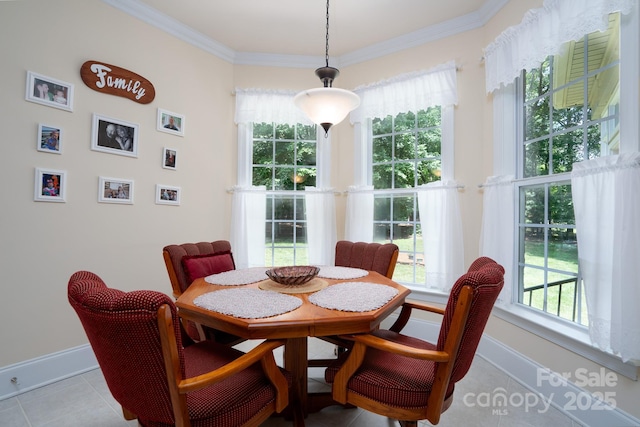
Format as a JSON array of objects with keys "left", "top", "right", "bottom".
[
  {"left": 163, "top": 240, "right": 233, "bottom": 294},
  {"left": 68, "top": 271, "right": 182, "bottom": 425},
  {"left": 437, "top": 258, "right": 504, "bottom": 384},
  {"left": 335, "top": 240, "right": 399, "bottom": 278},
  {"left": 182, "top": 251, "right": 235, "bottom": 284}
]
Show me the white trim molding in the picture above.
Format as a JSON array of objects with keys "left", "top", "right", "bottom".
[{"left": 0, "top": 345, "right": 97, "bottom": 401}]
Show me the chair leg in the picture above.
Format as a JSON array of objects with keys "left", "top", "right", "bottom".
[{"left": 398, "top": 421, "right": 417, "bottom": 427}]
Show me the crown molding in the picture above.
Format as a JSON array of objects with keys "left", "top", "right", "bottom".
[{"left": 102, "top": 0, "right": 508, "bottom": 69}]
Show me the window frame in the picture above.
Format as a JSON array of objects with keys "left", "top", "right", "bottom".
[
  {"left": 489, "top": 7, "right": 640, "bottom": 378},
  {"left": 245, "top": 121, "right": 326, "bottom": 267},
  {"left": 356, "top": 105, "right": 455, "bottom": 289}
]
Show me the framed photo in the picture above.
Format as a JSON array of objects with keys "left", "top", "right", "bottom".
[
  {"left": 156, "top": 184, "right": 181, "bottom": 205},
  {"left": 163, "top": 147, "right": 177, "bottom": 170},
  {"left": 34, "top": 168, "right": 66, "bottom": 202},
  {"left": 25, "top": 71, "right": 74, "bottom": 112},
  {"left": 157, "top": 109, "right": 185, "bottom": 136},
  {"left": 98, "top": 177, "right": 134, "bottom": 204},
  {"left": 37, "top": 124, "right": 62, "bottom": 154},
  {"left": 91, "top": 114, "right": 139, "bottom": 157}
]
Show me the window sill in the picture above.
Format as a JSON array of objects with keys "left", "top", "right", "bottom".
[{"left": 405, "top": 286, "right": 638, "bottom": 379}]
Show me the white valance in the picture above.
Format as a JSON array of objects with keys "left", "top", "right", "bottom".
[
  {"left": 484, "top": 0, "right": 634, "bottom": 93},
  {"left": 349, "top": 61, "right": 458, "bottom": 124},
  {"left": 234, "top": 88, "right": 311, "bottom": 125}
]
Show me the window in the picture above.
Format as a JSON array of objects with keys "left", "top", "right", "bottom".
[
  {"left": 371, "top": 107, "right": 443, "bottom": 286},
  {"left": 515, "top": 13, "right": 621, "bottom": 325},
  {"left": 251, "top": 122, "right": 317, "bottom": 266}
]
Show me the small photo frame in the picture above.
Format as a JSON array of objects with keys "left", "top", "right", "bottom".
[
  {"left": 25, "top": 71, "right": 74, "bottom": 112},
  {"left": 98, "top": 177, "right": 134, "bottom": 204},
  {"left": 157, "top": 109, "right": 185, "bottom": 136},
  {"left": 163, "top": 147, "right": 177, "bottom": 170},
  {"left": 156, "top": 184, "right": 181, "bottom": 205},
  {"left": 37, "top": 124, "right": 62, "bottom": 154},
  {"left": 34, "top": 168, "right": 66, "bottom": 202},
  {"left": 91, "top": 114, "right": 139, "bottom": 157}
]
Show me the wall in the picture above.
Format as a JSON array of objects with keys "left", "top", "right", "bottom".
[
  {"left": 0, "top": 0, "right": 236, "bottom": 366},
  {"left": 2, "top": 0, "right": 639, "bottom": 422}
]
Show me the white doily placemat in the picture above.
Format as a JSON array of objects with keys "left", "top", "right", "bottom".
[
  {"left": 193, "top": 288, "right": 302, "bottom": 319},
  {"left": 309, "top": 282, "right": 398, "bottom": 312},
  {"left": 317, "top": 266, "right": 368, "bottom": 280},
  {"left": 204, "top": 267, "right": 269, "bottom": 286}
]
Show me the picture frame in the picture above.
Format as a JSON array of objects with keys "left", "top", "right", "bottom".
[
  {"left": 162, "top": 147, "right": 177, "bottom": 170},
  {"left": 34, "top": 168, "right": 66, "bottom": 202},
  {"left": 37, "top": 124, "right": 62, "bottom": 154},
  {"left": 91, "top": 114, "right": 139, "bottom": 158},
  {"left": 156, "top": 184, "right": 181, "bottom": 205},
  {"left": 25, "top": 71, "right": 74, "bottom": 112},
  {"left": 98, "top": 177, "right": 134, "bottom": 204},
  {"left": 157, "top": 108, "right": 185, "bottom": 136}
]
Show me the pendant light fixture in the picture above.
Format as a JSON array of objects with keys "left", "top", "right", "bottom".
[{"left": 294, "top": 0, "right": 360, "bottom": 135}]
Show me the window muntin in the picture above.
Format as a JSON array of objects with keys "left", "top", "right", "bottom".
[
  {"left": 516, "top": 13, "right": 620, "bottom": 325},
  {"left": 252, "top": 122, "right": 316, "bottom": 266},
  {"left": 371, "top": 107, "right": 442, "bottom": 286}
]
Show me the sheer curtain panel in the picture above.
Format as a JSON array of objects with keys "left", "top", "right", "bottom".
[
  {"left": 571, "top": 153, "right": 640, "bottom": 364},
  {"left": 344, "top": 186, "right": 374, "bottom": 243},
  {"left": 484, "top": 0, "right": 634, "bottom": 93},
  {"left": 479, "top": 175, "right": 515, "bottom": 305},
  {"left": 230, "top": 186, "right": 266, "bottom": 269},
  {"left": 305, "top": 187, "right": 337, "bottom": 266},
  {"left": 417, "top": 181, "right": 464, "bottom": 293}
]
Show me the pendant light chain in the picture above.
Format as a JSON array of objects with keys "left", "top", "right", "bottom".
[{"left": 324, "top": 0, "right": 330, "bottom": 68}]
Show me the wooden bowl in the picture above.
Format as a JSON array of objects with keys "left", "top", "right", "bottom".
[{"left": 265, "top": 266, "right": 319, "bottom": 286}]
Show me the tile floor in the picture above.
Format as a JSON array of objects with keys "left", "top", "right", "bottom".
[{"left": 0, "top": 338, "right": 582, "bottom": 427}]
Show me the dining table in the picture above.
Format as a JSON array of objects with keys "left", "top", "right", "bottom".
[{"left": 175, "top": 265, "right": 411, "bottom": 426}]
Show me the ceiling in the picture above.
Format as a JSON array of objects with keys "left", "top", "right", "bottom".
[{"left": 104, "top": 0, "right": 508, "bottom": 67}]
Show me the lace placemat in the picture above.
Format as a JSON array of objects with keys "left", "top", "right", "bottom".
[
  {"left": 309, "top": 282, "right": 399, "bottom": 312},
  {"left": 317, "top": 266, "right": 368, "bottom": 280},
  {"left": 204, "top": 267, "right": 269, "bottom": 286},
  {"left": 193, "top": 288, "right": 302, "bottom": 319}
]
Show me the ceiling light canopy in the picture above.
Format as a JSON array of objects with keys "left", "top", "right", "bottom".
[{"left": 294, "top": 0, "right": 360, "bottom": 135}]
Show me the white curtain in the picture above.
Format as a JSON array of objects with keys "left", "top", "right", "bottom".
[
  {"left": 344, "top": 186, "right": 374, "bottom": 242},
  {"left": 479, "top": 175, "right": 515, "bottom": 305},
  {"left": 350, "top": 61, "right": 458, "bottom": 124},
  {"left": 417, "top": 181, "right": 465, "bottom": 293},
  {"left": 571, "top": 153, "right": 640, "bottom": 364},
  {"left": 484, "top": 0, "right": 634, "bottom": 93},
  {"left": 234, "top": 88, "right": 311, "bottom": 125},
  {"left": 230, "top": 186, "right": 266, "bottom": 269},
  {"left": 305, "top": 187, "right": 337, "bottom": 266}
]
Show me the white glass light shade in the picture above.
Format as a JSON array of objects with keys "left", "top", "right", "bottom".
[{"left": 294, "top": 87, "right": 360, "bottom": 132}]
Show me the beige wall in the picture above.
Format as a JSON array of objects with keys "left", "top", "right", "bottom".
[
  {"left": 2, "top": 0, "right": 638, "bottom": 420},
  {"left": 0, "top": 0, "right": 236, "bottom": 365}
]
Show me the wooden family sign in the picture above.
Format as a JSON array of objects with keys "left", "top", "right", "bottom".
[{"left": 80, "top": 60, "right": 155, "bottom": 104}]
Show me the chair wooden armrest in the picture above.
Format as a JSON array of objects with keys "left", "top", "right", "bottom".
[
  {"left": 388, "top": 300, "right": 446, "bottom": 333},
  {"left": 158, "top": 305, "right": 290, "bottom": 423},
  {"left": 334, "top": 285, "right": 474, "bottom": 411}
]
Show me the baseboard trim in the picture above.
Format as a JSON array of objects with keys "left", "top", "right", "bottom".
[{"left": 0, "top": 345, "right": 97, "bottom": 400}]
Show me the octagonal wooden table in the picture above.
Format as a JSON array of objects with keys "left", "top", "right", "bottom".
[{"left": 176, "top": 269, "right": 410, "bottom": 426}]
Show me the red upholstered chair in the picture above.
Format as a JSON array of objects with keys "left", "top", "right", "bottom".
[
  {"left": 310, "top": 241, "right": 400, "bottom": 369},
  {"left": 325, "top": 258, "right": 505, "bottom": 426},
  {"left": 334, "top": 240, "right": 399, "bottom": 279},
  {"left": 68, "top": 271, "right": 289, "bottom": 427},
  {"left": 163, "top": 240, "right": 242, "bottom": 344}
]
